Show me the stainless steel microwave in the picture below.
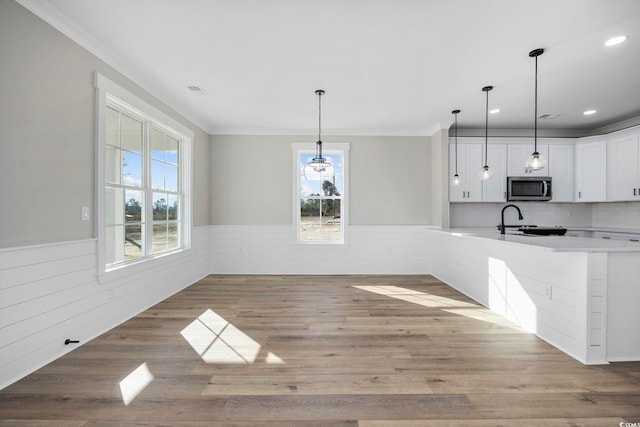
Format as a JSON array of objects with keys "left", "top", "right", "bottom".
[{"left": 507, "top": 176, "right": 552, "bottom": 201}]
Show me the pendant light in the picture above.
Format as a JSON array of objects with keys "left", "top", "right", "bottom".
[
  {"left": 451, "top": 109, "right": 462, "bottom": 186},
  {"left": 304, "top": 89, "right": 334, "bottom": 177},
  {"left": 526, "top": 48, "right": 546, "bottom": 171},
  {"left": 479, "top": 85, "right": 494, "bottom": 180}
]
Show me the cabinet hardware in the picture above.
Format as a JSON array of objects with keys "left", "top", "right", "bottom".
[
  {"left": 630, "top": 239, "right": 639, "bottom": 242},
  {"left": 578, "top": 191, "right": 582, "bottom": 198},
  {"left": 601, "top": 236, "right": 611, "bottom": 239},
  {"left": 634, "top": 188, "right": 637, "bottom": 196}
]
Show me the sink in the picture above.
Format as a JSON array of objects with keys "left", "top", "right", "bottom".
[{"left": 519, "top": 226, "right": 567, "bottom": 236}]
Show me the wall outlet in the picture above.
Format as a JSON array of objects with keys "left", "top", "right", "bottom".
[{"left": 81, "top": 206, "right": 90, "bottom": 221}]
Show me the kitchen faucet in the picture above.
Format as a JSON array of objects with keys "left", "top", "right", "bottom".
[{"left": 500, "top": 204, "right": 524, "bottom": 235}]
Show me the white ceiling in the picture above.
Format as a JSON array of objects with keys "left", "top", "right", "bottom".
[{"left": 18, "top": 0, "right": 640, "bottom": 135}]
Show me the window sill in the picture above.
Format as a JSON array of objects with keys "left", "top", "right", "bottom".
[{"left": 98, "top": 247, "right": 191, "bottom": 285}]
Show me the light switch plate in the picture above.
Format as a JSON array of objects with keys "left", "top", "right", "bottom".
[{"left": 81, "top": 206, "right": 90, "bottom": 221}]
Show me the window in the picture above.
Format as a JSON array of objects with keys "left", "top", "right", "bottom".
[
  {"left": 96, "top": 74, "right": 192, "bottom": 274},
  {"left": 293, "top": 143, "right": 349, "bottom": 244}
]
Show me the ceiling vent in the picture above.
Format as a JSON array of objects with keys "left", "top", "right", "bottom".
[{"left": 187, "top": 85, "right": 207, "bottom": 95}]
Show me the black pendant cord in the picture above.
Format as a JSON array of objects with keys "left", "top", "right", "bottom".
[
  {"left": 452, "top": 109, "right": 460, "bottom": 175},
  {"left": 485, "top": 90, "right": 488, "bottom": 165},
  {"left": 316, "top": 89, "right": 324, "bottom": 159},
  {"left": 534, "top": 53, "right": 538, "bottom": 153},
  {"left": 483, "top": 87, "right": 491, "bottom": 166},
  {"left": 529, "top": 48, "right": 544, "bottom": 155},
  {"left": 454, "top": 113, "right": 458, "bottom": 174}
]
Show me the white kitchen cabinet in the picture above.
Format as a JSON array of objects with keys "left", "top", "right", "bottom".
[
  {"left": 593, "top": 231, "right": 640, "bottom": 243},
  {"left": 606, "top": 130, "right": 640, "bottom": 201},
  {"left": 507, "top": 144, "right": 549, "bottom": 176},
  {"left": 575, "top": 138, "right": 607, "bottom": 202},
  {"left": 482, "top": 144, "right": 507, "bottom": 202},
  {"left": 449, "top": 142, "right": 483, "bottom": 202},
  {"left": 566, "top": 230, "right": 588, "bottom": 238},
  {"left": 548, "top": 144, "right": 575, "bottom": 202}
]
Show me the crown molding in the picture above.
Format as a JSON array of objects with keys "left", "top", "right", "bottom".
[{"left": 16, "top": 0, "right": 212, "bottom": 134}]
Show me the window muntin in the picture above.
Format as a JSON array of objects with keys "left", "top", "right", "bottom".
[
  {"left": 104, "top": 108, "right": 147, "bottom": 264},
  {"left": 100, "top": 91, "right": 189, "bottom": 271},
  {"left": 150, "top": 127, "right": 181, "bottom": 255},
  {"left": 295, "top": 145, "right": 348, "bottom": 244}
]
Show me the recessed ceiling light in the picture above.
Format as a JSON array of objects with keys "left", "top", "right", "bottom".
[
  {"left": 605, "top": 35, "right": 627, "bottom": 47},
  {"left": 489, "top": 108, "right": 500, "bottom": 114},
  {"left": 583, "top": 109, "right": 597, "bottom": 116}
]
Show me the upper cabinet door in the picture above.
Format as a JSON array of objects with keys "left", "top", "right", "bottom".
[
  {"left": 548, "top": 144, "right": 574, "bottom": 202},
  {"left": 607, "top": 132, "right": 640, "bottom": 201},
  {"left": 464, "top": 143, "right": 484, "bottom": 202},
  {"left": 482, "top": 144, "right": 507, "bottom": 202},
  {"left": 575, "top": 139, "right": 607, "bottom": 202},
  {"left": 507, "top": 144, "right": 549, "bottom": 177},
  {"left": 449, "top": 143, "right": 483, "bottom": 202}
]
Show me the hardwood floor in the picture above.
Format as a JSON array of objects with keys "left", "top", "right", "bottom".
[{"left": 2, "top": 274, "right": 640, "bottom": 426}]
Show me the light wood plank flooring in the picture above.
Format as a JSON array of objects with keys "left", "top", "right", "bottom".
[{"left": 2, "top": 274, "right": 640, "bottom": 426}]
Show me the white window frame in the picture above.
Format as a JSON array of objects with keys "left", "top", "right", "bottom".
[
  {"left": 95, "top": 73, "right": 193, "bottom": 281},
  {"left": 292, "top": 142, "right": 349, "bottom": 244}
]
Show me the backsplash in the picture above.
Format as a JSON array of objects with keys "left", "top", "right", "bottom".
[
  {"left": 592, "top": 202, "right": 640, "bottom": 230},
  {"left": 450, "top": 201, "right": 640, "bottom": 230},
  {"left": 450, "top": 202, "right": 592, "bottom": 228}
]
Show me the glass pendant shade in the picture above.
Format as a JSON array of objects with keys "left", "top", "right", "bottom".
[
  {"left": 479, "top": 165, "right": 493, "bottom": 180},
  {"left": 452, "top": 173, "right": 462, "bottom": 186},
  {"left": 304, "top": 89, "right": 333, "bottom": 179},
  {"left": 304, "top": 153, "right": 334, "bottom": 178},
  {"left": 526, "top": 151, "right": 546, "bottom": 171}
]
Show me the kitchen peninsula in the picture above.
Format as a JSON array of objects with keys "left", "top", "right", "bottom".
[{"left": 427, "top": 227, "right": 640, "bottom": 365}]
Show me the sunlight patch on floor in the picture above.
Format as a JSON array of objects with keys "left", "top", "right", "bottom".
[
  {"left": 119, "top": 362, "right": 154, "bottom": 406},
  {"left": 180, "top": 309, "right": 284, "bottom": 364},
  {"left": 354, "top": 285, "right": 525, "bottom": 330},
  {"left": 354, "top": 285, "right": 479, "bottom": 308},
  {"left": 442, "top": 308, "right": 519, "bottom": 328}
]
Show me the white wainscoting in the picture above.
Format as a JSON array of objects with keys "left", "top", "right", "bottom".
[
  {"left": 0, "top": 226, "right": 210, "bottom": 390},
  {"left": 210, "top": 225, "right": 431, "bottom": 275},
  {"left": 427, "top": 229, "right": 607, "bottom": 364}
]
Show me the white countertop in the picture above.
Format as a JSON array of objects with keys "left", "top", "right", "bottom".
[
  {"left": 436, "top": 227, "right": 640, "bottom": 252},
  {"left": 566, "top": 226, "right": 640, "bottom": 234}
]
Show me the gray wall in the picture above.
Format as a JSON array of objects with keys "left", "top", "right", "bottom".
[
  {"left": 210, "top": 134, "right": 431, "bottom": 225},
  {"left": 0, "top": 0, "right": 210, "bottom": 248},
  {"left": 1, "top": 0, "right": 431, "bottom": 248},
  {"left": 429, "top": 129, "right": 449, "bottom": 228}
]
